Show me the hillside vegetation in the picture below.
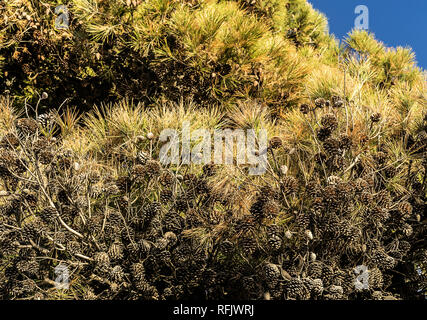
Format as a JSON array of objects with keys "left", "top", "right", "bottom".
[{"left": 0, "top": 0, "right": 426, "bottom": 300}]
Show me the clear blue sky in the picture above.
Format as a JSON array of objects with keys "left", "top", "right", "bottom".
[{"left": 309, "top": 0, "right": 427, "bottom": 70}]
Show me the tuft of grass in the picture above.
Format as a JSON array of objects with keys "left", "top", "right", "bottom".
[{"left": 0, "top": 96, "right": 20, "bottom": 135}]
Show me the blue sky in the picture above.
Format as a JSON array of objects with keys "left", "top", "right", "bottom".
[{"left": 308, "top": 0, "right": 427, "bottom": 70}]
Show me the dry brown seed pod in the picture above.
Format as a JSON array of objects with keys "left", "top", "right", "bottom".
[
  {"left": 16, "top": 118, "right": 38, "bottom": 134},
  {"left": 269, "top": 136, "right": 283, "bottom": 149},
  {"left": 397, "top": 201, "right": 413, "bottom": 219},
  {"left": 315, "top": 98, "right": 326, "bottom": 108},
  {"left": 316, "top": 127, "right": 332, "bottom": 141},
  {"left": 144, "top": 160, "right": 162, "bottom": 177},
  {"left": 370, "top": 113, "right": 381, "bottom": 123},
  {"left": 321, "top": 113, "right": 338, "bottom": 131},
  {"left": 280, "top": 176, "right": 298, "bottom": 194},
  {"left": 300, "top": 103, "right": 310, "bottom": 114},
  {"left": 332, "top": 96, "right": 344, "bottom": 108},
  {"left": 0, "top": 133, "right": 19, "bottom": 149}
]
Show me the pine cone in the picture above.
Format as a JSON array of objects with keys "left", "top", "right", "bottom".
[
  {"left": 267, "top": 235, "right": 282, "bottom": 251},
  {"left": 285, "top": 278, "right": 310, "bottom": 300},
  {"left": 308, "top": 262, "right": 323, "bottom": 279},
  {"left": 0, "top": 133, "right": 20, "bottom": 149},
  {"left": 331, "top": 95, "right": 344, "bottom": 108},
  {"left": 370, "top": 113, "right": 381, "bottom": 123},
  {"left": 240, "top": 236, "right": 257, "bottom": 256},
  {"left": 323, "top": 138, "right": 341, "bottom": 156},
  {"left": 316, "top": 126, "right": 332, "bottom": 142},
  {"left": 300, "top": 103, "right": 310, "bottom": 114},
  {"left": 397, "top": 201, "right": 413, "bottom": 219},
  {"left": 16, "top": 118, "right": 38, "bottom": 135},
  {"left": 280, "top": 176, "right": 298, "bottom": 195},
  {"left": 144, "top": 160, "right": 161, "bottom": 178},
  {"left": 269, "top": 136, "right": 283, "bottom": 149},
  {"left": 264, "top": 263, "right": 280, "bottom": 288},
  {"left": 314, "top": 98, "right": 326, "bottom": 108},
  {"left": 321, "top": 114, "right": 338, "bottom": 131},
  {"left": 339, "top": 134, "right": 352, "bottom": 150}
]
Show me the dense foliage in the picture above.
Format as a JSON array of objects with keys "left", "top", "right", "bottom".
[{"left": 0, "top": 0, "right": 426, "bottom": 300}]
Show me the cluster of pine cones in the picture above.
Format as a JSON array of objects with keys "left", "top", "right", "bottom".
[{"left": 0, "top": 109, "right": 426, "bottom": 300}]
